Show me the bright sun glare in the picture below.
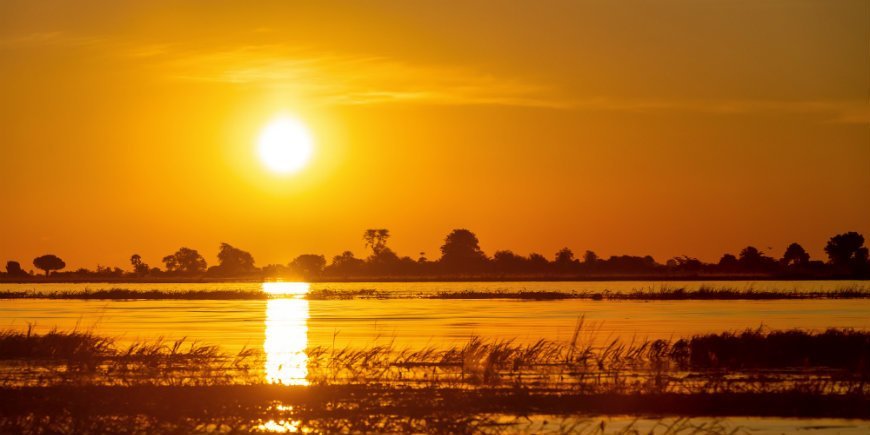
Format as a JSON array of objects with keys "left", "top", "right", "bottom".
[{"left": 257, "top": 117, "right": 313, "bottom": 174}]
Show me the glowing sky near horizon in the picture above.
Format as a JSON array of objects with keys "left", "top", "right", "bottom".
[{"left": 0, "top": 0, "right": 868, "bottom": 269}]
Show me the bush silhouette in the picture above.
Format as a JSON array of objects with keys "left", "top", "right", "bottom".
[{"left": 5, "top": 261, "right": 28, "bottom": 277}]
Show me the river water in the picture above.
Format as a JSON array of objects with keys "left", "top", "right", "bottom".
[{"left": 1, "top": 280, "right": 867, "bottom": 352}]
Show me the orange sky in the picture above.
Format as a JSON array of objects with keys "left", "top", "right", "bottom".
[{"left": 1, "top": 1, "right": 868, "bottom": 270}]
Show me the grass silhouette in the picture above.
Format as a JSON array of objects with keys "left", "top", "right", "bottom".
[{"left": 1, "top": 285, "right": 868, "bottom": 300}]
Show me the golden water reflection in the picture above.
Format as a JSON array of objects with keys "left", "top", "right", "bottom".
[{"left": 263, "top": 282, "right": 310, "bottom": 386}]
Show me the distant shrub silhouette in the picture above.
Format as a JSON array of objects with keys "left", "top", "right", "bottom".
[
  {"left": 4, "top": 261, "right": 28, "bottom": 277},
  {"left": 32, "top": 254, "right": 65, "bottom": 276}
]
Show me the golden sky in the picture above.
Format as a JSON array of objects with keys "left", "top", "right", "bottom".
[{"left": 1, "top": 1, "right": 868, "bottom": 269}]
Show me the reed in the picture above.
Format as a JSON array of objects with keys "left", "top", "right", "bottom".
[
  {"left": 1, "top": 325, "right": 867, "bottom": 394},
  {"left": 2, "top": 285, "right": 868, "bottom": 300}
]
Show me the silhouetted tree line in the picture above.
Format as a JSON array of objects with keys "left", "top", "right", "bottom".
[{"left": 2, "top": 230, "right": 868, "bottom": 281}]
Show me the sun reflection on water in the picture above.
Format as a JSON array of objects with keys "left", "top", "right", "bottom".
[
  {"left": 263, "top": 282, "right": 310, "bottom": 386},
  {"left": 263, "top": 281, "right": 311, "bottom": 297}
]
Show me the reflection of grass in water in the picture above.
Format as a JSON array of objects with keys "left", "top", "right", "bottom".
[
  {"left": 2, "top": 385, "right": 868, "bottom": 433},
  {"left": 0, "top": 397, "right": 748, "bottom": 435},
  {"left": 1, "top": 285, "right": 870, "bottom": 300}
]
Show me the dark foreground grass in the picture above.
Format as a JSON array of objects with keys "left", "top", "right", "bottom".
[
  {"left": 0, "top": 328, "right": 868, "bottom": 433},
  {"left": 0, "top": 328, "right": 259, "bottom": 387},
  {"left": 1, "top": 285, "right": 869, "bottom": 300},
  {"left": 1, "top": 325, "right": 868, "bottom": 394}
]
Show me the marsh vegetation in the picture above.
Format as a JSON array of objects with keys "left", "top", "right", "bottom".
[{"left": 1, "top": 285, "right": 869, "bottom": 300}]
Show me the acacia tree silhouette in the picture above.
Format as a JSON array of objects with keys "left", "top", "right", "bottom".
[
  {"left": 363, "top": 229, "right": 390, "bottom": 256},
  {"left": 33, "top": 254, "right": 65, "bottom": 276},
  {"left": 5, "top": 261, "right": 27, "bottom": 276}
]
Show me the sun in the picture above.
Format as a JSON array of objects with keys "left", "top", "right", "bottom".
[{"left": 257, "top": 117, "right": 314, "bottom": 174}]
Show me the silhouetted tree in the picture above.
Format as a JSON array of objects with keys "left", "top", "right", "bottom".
[
  {"left": 528, "top": 253, "right": 549, "bottom": 272},
  {"left": 289, "top": 254, "right": 327, "bottom": 279},
  {"left": 493, "top": 250, "right": 525, "bottom": 273},
  {"left": 738, "top": 246, "right": 777, "bottom": 272},
  {"left": 824, "top": 232, "right": 868, "bottom": 268},
  {"left": 668, "top": 256, "right": 704, "bottom": 273},
  {"left": 33, "top": 254, "right": 65, "bottom": 276},
  {"left": 162, "top": 247, "right": 207, "bottom": 274},
  {"left": 583, "top": 250, "right": 599, "bottom": 264},
  {"left": 439, "top": 229, "right": 487, "bottom": 272},
  {"left": 5, "top": 261, "right": 27, "bottom": 277},
  {"left": 552, "top": 248, "right": 578, "bottom": 273},
  {"left": 363, "top": 229, "right": 390, "bottom": 257},
  {"left": 326, "top": 251, "right": 365, "bottom": 276},
  {"left": 718, "top": 253, "right": 738, "bottom": 271},
  {"left": 367, "top": 247, "right": 401, "bottom": 271},
  {"left": 210, "top": 243, "right": 256, "bottom": 276},
  {"left": 554, "top": 248, "right": 575, "bottom": 264},
  {"left": 95, "top": 264, "right": 124, "bottom": 277},
  {"left": 360, "top": 228, "right": 402, "bottom": 273},
  {"left": 130, "top": 254, "right": 150, "bottom": 276},
  {"left": 599, "top": 255, "right": 658, "bottom": 274},
  {"left": 781, "top": 243, "right": 810, "bottom": 267}
]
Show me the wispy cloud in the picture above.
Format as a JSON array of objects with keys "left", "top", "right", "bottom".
[
  {"left": 568, "top": 98, "right": 870, "bottom": 124},
  {"left": 162, "top": 44, "right": 868, "bottom": 121},
  {"left": 162, "top": 44, "right": 565, "bottom": 108},
  {"left": 0, "top": 31, "right": 107, "bottom": 49},
  {"left": 3, "top": 33, "right": 867, "bottom": 122}
]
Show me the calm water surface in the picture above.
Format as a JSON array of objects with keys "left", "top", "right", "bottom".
[
  {"left": 2, "top": 280, "right": 870, "bottom": 415},
  {"left": 1, "top": 281, "right": 868, "bottom": 352}
]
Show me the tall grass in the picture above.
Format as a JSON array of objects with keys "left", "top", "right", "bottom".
[
  {"left": 2, "top": 324, "right": 865, "bottom": 394},
  {"left": 0, "top": 327, "right": 259, "bottom": 387}
]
